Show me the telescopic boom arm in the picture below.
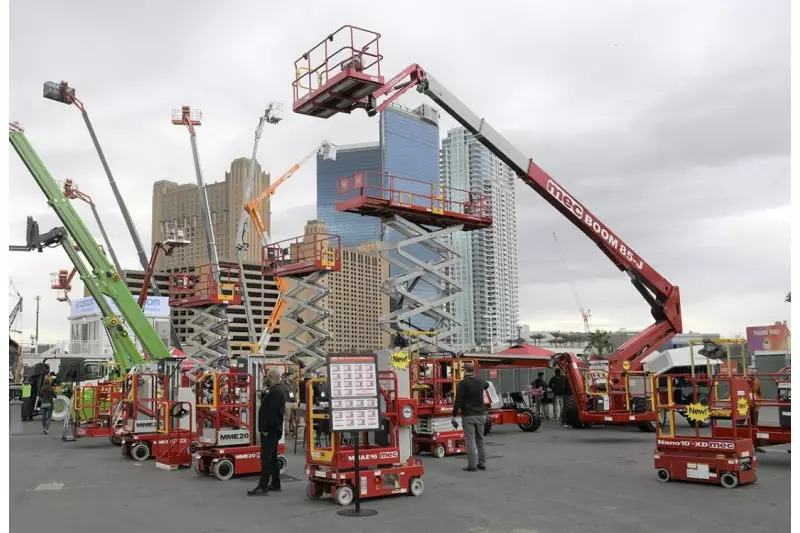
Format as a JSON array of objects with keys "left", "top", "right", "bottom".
[
  {"left": 362, "top": 64, "right": 681, "bottom": 372},
  {"left": 9, "top": 123, "right": 171, "bottom": 372},
  {"left": 235, "top": 106, "right": 282, "bottom": 347}
]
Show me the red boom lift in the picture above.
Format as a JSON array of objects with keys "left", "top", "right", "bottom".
[{"left": 291, "top": 25, "right": 682, "bottom": 432}]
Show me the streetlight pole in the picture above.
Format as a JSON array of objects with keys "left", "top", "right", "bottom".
[{"left": 34, "top": 295, "right": 41, "bottom": 345}]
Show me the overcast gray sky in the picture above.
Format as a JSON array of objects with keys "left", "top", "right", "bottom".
[{"left": 8, "top": 1, "right": 790, "bottom": 342}]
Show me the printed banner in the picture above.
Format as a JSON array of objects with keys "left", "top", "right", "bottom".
[
  {"left": 71, "top": 296, "right": 171, "bottom": 319},
  {"left": 746, "top": 322, "right": 790, "bottom": 353}
]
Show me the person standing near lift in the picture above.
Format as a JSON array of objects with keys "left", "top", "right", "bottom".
[{"left": 248, "top": 369, "right": 287, "bottom": 496}]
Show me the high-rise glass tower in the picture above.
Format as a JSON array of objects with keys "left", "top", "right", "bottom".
[
  {"left": 380, "top": 103, "right": 441, "bottom": 333},
  {"left": 316, "top": 142, "right": 381, "bottom": 247},
  {"left": 440, "top": 127, "right": 519, "bottom": 350}
]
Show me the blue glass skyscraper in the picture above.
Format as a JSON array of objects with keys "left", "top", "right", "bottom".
[
  {"left": 316, "top": 142, "right": 381, "bottom": 247},
  {"left": 380, "top": 104, "right": 441, "bottom": 332}
]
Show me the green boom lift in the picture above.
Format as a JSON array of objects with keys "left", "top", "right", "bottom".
[{"left": 9, "top": 122, "right": 171, "bottom": 373}]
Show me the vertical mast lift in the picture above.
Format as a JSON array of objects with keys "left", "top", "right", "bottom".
[
  {"left": 291, "top": 26, "right": 682, "bottom": 431},
  {"left": 234, "top": 104, "right": 282, "bottom": 350},
  {"left": 43, "top": 81, "right": 182, "bottom": 350},
  {"left": 170, "top": 106, "right": 241, "bottom": 381}
]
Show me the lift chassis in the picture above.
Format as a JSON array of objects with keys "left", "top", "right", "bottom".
[{"left": 290, "top": 26, "right": 681, "bottom": 430}]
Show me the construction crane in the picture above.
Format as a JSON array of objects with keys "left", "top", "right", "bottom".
[
  {"left": 9, "top": 279, "right": 22, "bottom": 332},
  {"left": 291, "top": 26, "right": 682, "bottom": 431},
  {"left": 43, "top": 80, "right": 182, "bottom": 350},
  {"left": 234, "top": 104, "right": 283, "bottom": 349},
  {"left": 552, "top": 231, "right": 592, "bottom": 335},
  {"left": 241, "top": 140, "right": 337, "bottom": 352},
  {"left": 9, "top": 122, "right": 171, "bottom": 373}
]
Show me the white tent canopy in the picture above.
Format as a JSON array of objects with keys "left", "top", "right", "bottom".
[{"left": 642, "top": 346, "right": 722, "bottom": 375}]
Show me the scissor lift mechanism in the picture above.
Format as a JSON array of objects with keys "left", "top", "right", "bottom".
[
  {"left": 336, "top": 173, "right": 491, "bottom": 353},
  {"left": 263, "top": 235, "right": 342, "bottom": 372},
  {"left": 292, "top": 25, "right": 682, "bottom": 429}
]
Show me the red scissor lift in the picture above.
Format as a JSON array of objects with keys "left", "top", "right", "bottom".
[
  {"left": 262, "top": 233, "right": 342, "bottom": 371},
  {"left": 168, "top": 263, "right": 243, "bottom": 307},
  {"left": 305, "top": 371, "right": 424, "bottom": 506},
  {"left": 192, "top": 365, "right": 291, "bottom": 481},
  {"left": 411, "top": 358, "right": 474, "bottom": 458},
  {"left": 72, "top": 381, "right": 123, "bottom": 442}
]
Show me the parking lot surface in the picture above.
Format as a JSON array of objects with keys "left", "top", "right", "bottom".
[{"left": 10, "top": 420, "right": 790, "bottom": 533}]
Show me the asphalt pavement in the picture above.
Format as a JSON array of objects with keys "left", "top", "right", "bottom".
[{"left": 10, "top": 419, "right": 790, "bottom": 533}]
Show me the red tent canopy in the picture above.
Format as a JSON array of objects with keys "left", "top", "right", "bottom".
[{"left": 471, "top": 343, "right": 562, "bottom": 369}]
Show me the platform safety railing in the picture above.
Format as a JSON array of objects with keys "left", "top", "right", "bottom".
[{"left": 293, "top": 25, "right": 383, "bottom": 102}]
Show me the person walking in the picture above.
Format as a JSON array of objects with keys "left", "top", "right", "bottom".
[
  {"left": 451, "top": 362, "right": 489, "bottom": 472},
  {"left": 39, "top": 377, "right": 56, "bottom": 434},
  {"left": 549, "top": 368, "right": 569, "bottom": 427},
  {"left": 248, "top": 369, "right": 287, "bottom": 496}
]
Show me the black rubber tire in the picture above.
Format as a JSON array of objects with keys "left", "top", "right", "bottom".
[
  {"left": 306, "top": 482, "right": 323, "bottom": 500},
  {"left": 517, "top": 408, "right": 542, "bottom": 432},
  {"left": 131, "top": 442, "right": 150, "bottom": 462},
  {"left": 563, "top": 396, "right": 591, "bottom": 429},
  {"left": 638, "top": 422, "right": 657, "bottom": 433},
  {"left": 720, "top": 472, "right": 739, "bottom": 489},
  {"left": 109, "top": 434, "right": 122, "bottom": 446},
  {"left": 656, "top": 468, "right": 670, "bottom": 482}
]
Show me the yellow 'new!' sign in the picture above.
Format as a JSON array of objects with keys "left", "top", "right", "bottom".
[{"left": 390, "top": 350, "right": 410, "bottom": 371}]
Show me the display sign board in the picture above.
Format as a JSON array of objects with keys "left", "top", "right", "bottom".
[
  {"left": 328, "top": 355, "right": 380, "bottom": 432},
  {"left": 71, "top": 296, "right": 170, "bottom": 318},
  {"left": 746, "top": 322, "right": 791, "bottom": 354}
]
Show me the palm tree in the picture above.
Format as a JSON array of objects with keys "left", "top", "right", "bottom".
[
  {"left": 529, "top": 333, "right": 546, "bottom": 346},
  {"left": 549, "top": 331, "right": 563, "bottom": 347},
  {"left": 786, "top": 292, "right": 791, "bottom": 303},
  {"left": 585, "top": 330, "right": 614, "bottom": 359}
]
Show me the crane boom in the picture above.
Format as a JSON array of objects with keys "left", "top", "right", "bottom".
[
  {"left": 9, "top": 123, "right": 170, "bottom": 372},
  {"left": 364, "top": 64, "right": 681, "bottom": 372}
]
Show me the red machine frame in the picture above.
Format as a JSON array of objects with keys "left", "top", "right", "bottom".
[
  {"left": 72, "top": 381, "right": 123, "bottom": 441},
  {"left": 290, "top": 25, "right": 683, "bottom": 432},
  {"left": 118, "top": 372, "right": 196, "bottom": 463},
  {"left": 410, "top": 357, "right": 472, "bottom": 458},
  {"left": 336, "top": 173, "right": 492, "bottom": 231},
  {"left": 654, "top": 372, "right": 757, "bottom": 488},
  {"left": 168, "top": 263, "right": 243, "bottom": 307},
  {"left": 262, "top": 233, "right": 342, "bottom": 277},
  {"left": 305, "top": 372, "right": 424, "bottom": 506},
  {"left": 193, "top": 362, "right": 298, "bottom": 480}
]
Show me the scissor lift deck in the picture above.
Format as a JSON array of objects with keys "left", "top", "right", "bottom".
[
  {"left": 262, "top": 234, "right": 342, "bottom": 372},
  {"left": 292, "top": 26, "right": 385, "bottom": 119},
  {"left": 336, "top": 173, "right": 493, "bottom": 231},
  {"left": 262, "top": 234, "right": 343, "bottom": 277}
]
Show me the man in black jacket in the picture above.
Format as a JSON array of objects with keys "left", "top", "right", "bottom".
[
  {"left": 549, "top": 368, "right": 569, "bottom": 426},
  {"left": 452, "top": 362, "right": 489, "bottom": 472},
  {"left": 249, "top": 369, "right": 287, "bottom": 496}
]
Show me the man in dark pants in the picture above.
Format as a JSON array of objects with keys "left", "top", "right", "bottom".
[
  {"left": 452, "top": 362, "right": 489, "bottom": 472},
  {"left": 249, "top": 369, "right": 287, "bottom": 496}
]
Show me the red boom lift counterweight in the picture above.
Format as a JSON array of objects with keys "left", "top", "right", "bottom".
[{"left": 291, "top": 25, "right": 682, "bottom": 431}]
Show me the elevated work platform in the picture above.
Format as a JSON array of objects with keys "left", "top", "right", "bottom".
[
  {"left": 168, "top": 264, "right": 242, "bottom": 308},
  {"left": 262, "top": 234, "right": 342, "bottom": 277},
  {"left": 335, "top": 173, "right": 492, "bottom": 231},
  {"left": 262, "top": 234, "right": 342, "bottom": 372},
  {"left": 292, "top": 25, "right": 385, "bottom": 119}
]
